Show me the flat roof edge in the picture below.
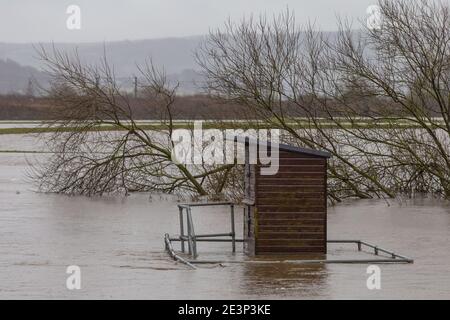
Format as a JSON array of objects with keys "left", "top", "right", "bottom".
[{"left": 225, "top": 134, "right": 332, "bottom": 158}]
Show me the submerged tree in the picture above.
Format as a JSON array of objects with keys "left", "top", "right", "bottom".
[
  {"left": 197, "top": 0, "right": 450, "bottom": 201},
  {"left": 32, "top": 47, "right": 235, "bottom": 197},
  {"left": 330, "top": 0, "right": 450, "bottom": 198},
  {"left": 33, "top": 0, "right": 450, "bottom": 202}
]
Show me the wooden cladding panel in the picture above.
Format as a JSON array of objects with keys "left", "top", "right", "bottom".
[
  {"left": 258, "top": 206, "right": 325, "bottom": 213},
  {"left": 259, "top": 165, "right": 325, "bottom": 173},
  {"left": 258, "top": 232, "right": 324, "bottom": 240},
  {"left": 257, "top": 218, "right": 325, "bottom": 226},
  {"left": 253, "top": 154, "right": 327, "bottom": 255},
  {"left": 271, "top": 161, "right": 326, "bottom": 167},
  {"left": 257, "top": 186, "right": 324, "bottom": 192},
  {"left": 258, "top": 180, "right": 324, "bottom": 187},
  {"left": 257, "top": 246, "right": 325, "bottom": 253},
  {"left": 258, "top": 213, "right": 325, "bottom": 219},
  {"left": 258, "top": 239, "right": 325, "bottom": 247},
  {"left": 258, "top": 225, "right": 324, "bottom": 233}
]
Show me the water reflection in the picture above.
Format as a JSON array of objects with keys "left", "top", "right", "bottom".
[{"left": 241, "top": 260, "right": 328, "bottom": 298}]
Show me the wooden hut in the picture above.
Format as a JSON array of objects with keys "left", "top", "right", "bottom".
[{"left": 234, "top": 136, "right": 331, "bottom": 255}]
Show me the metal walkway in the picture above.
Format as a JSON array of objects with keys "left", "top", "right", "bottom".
[{"left": 163, "top": 202, "right": 414, "bottom": 269}]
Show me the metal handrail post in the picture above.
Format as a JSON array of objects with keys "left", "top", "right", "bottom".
[
  {"left": 230, "top": 204, "right": 236, "bottom": 253},
  {"left": 187, "top": 207, "right": 198, "bottom": 258},
  {"left": 186, "top": 208, "right": 192, "bottom": 255},
  {"left": 179, "top": 206, "right": 185, "bottom": 253}
]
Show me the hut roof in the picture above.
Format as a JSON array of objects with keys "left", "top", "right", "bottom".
[{"left": 226, "top": 134, "right": 332, "bottom": 159}]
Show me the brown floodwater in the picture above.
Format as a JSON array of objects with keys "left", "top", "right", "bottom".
[{"left": 0, "top": 133, "right": 449, "bottom": 299}]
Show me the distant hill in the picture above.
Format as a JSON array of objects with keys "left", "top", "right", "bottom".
[
  {"left": 0, "top": 33, "right": 342, "bottom": 94},
  {"left": 0, "top": 36, "right": 207, "bottom": 94},
  {"left": 0, "top": 36, "right": 205, "bottom": 73},
  {"left": 0, "top": 59, "right": 48, "bottom": 95}
]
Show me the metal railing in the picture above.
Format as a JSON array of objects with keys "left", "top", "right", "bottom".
[
  {"left": 327, "top": 240, "right": 414, "bottom": 263},
  {"left": 163, "top": 203, "right": 413, "bottom": 268},
  {"left": 164, "top": 236, "right": 414, "bottom": 267},
  {"left": 174, "top": 202, "right": 242, "bottom": 258},
  {"left": 164, "top": 233, "right": 196, "bottom": 269},
  {"left": 176, "top": 239, "right": 413, "bottom": 265}
]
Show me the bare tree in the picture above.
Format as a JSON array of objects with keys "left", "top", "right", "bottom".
[
  {"left": 327, "top": 0, "right": 450, "bottom": 198},
  {"left": 31, "top": 46, "right": 235, "bottom": 198},
  {"left": 31, "top": 0, "right": 450, "bottom": 201},
  {"left": 197, "top": 0, "right": 450, "bottom": 201}
]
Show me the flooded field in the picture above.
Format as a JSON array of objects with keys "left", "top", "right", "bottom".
[{"left": 1, "top": 133, "right": 450, "bottom": 299}]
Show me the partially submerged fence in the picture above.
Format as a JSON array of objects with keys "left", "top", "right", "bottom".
[
  {"left": 173, "top": 202, "right": 241, "bottom": 258},
  {"left": 163, "top": 203, "right": 413, "bottom": 269}
]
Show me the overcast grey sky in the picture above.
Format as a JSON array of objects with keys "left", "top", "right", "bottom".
[{"left": 0, "top": 0, "right": 377, "bottom": 43}]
